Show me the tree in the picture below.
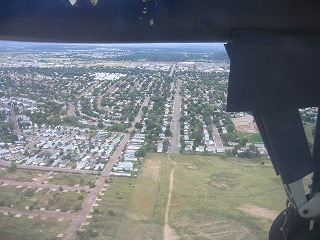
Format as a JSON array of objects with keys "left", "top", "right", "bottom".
[
  {"left": 97, "top": 121, "right": 104, "bottom": 129},
  {"left": 164, "top": 128, "right": 172, "bottom": 137},
  {"left": 142, "top": 106, "right": 148, "bottom": 114},
  {"left": 108, "top": 210, "right": 115, "bottom": 216},
  {"left": 136, "top": 147, "right": 146, "bottom": 158},
  {"left": 74, "top": 204, "right": 82, "bottom": 211},
  {"left": 8, "top": 162, "right": 17, "bottom": 173},
  {"left": 93, "top": 208, "right": 100, "bottom": 214},
  {"left": 134, "top": 122, "right": 143, "bottom": 129}
]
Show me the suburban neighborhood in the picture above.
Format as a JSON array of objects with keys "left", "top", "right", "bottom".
[{"left": 0, "top": 42, "right": 316, "bottom": 239}]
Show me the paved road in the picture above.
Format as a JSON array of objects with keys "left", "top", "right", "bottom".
[
  {"left": 212, "top": 123, "right": 224, "bottom": 147},
  {"left": 169, "top": 64, "right": 176, "bottom": 77},
  {"left": 78, "top": 82, "right": 99, "bottom": 98},
  {"left": 67, "top": 102, "right": 75, "bottom": 117},
  {"left": 67, "top": 81, "right": 100, "bottom": 117},
  {"left": 11, "top": 109, "right": 22, "bottom": 135},
  {"left": 169, "top": 79, "right": 182, "bottom": 154},
  {"left": 0, "top": 104, "right": 21, "bottom": 135},
  {"left": 64, "top": 96, "right": 150, "bottom": 240},
  {"left": 97, "top": 82, "right": 116, "bottom": 111}
]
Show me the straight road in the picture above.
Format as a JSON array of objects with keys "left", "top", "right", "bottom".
[
  {"left": 67, "top": 102, "right": 75, "bottom": 116},
  {"left": 64, "top": 96, "right": 150, "bottom": 240},
  {"left": 212, "top": 123, "right": 224, "bottom": 147},
  {"left": 169, "top": 64, "right": 176, "bottom": 77},
  {"left": 0, "top": 104, "right": 21, "bottom": 135},
  {"left": 11, "top": 109, "right": 22, "bottom": 135},
  {"left": 169, "top": 79, "right": 182, "bottom": 154}
]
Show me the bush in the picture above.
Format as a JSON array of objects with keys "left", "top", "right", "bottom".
[
  {"left": 78, "top": 195, "right": 84, "bottom": 200},
  {"left": 8, "top": 162, "right": 17, "bottom": 173},
  {"left": 93, "top": 208, "right": 100, "bottom": 214},
  {"left": 74, "top": 204, "right": 82, "bottom": 212},
  {"left": 108, "top": 210, "right": 115, "bottom": 216}
]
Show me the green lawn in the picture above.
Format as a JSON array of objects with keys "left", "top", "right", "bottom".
[{"left": 237, "top": 131, "right": 263, "bottom": 143}]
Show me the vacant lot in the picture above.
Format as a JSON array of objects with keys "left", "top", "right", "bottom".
[
  {"left": 0, "top": 169, "right": 44, "bottom": 182},
  {"left": 48, "top": 172, "right": 98, "bottom": 187},
  {"left": 232, "top": 116, "right": 259, "bottom": 134},
  {"left": 0, "top": 186, "right": 88, "bottom": 213},
  {"left": 82, "top": 153, "right": 286, "bottom": 240}
]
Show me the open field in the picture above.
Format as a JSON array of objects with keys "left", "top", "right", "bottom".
[
  {"left": 0, "top": 213, "right": 71, "bottom": 240},
  {"left": 169, "top": 154, "right": 286, "bottom": 240},
  {"left": 80, "top": 153, "right": 286, "bottom": 240}
]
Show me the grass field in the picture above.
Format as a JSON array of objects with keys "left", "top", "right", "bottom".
[
  {"left": 0, "top": 213, "right": 71, "bottom": 240},
  {"left": 236, "top": 131, "right": 263, "bottom": 143},
  {"left": 81, "top": 153, "right": 286, "bottom": 240},
  {"left": 169, "top": 154, "right": 285, "bottom": 240}
]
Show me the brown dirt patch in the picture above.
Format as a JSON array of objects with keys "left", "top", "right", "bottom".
[
  {"left": 126, "top": 211, "right": 149, "bottom": 221},
  {"left": 141, "top": 159, "right": 161, "bottom": 182},
  {"left": 238, "top": 205, "right": 278, "bottom": 220},
  {"left": 187, "top": 165, "right": 199, "bottom": 170},
  {"left": 232, "top": 116, "right": 259, "bottom": 133}
]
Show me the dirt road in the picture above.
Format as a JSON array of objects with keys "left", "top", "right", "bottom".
[{"left": 164, "top": 154, "right": 179, "bottom": 240}]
